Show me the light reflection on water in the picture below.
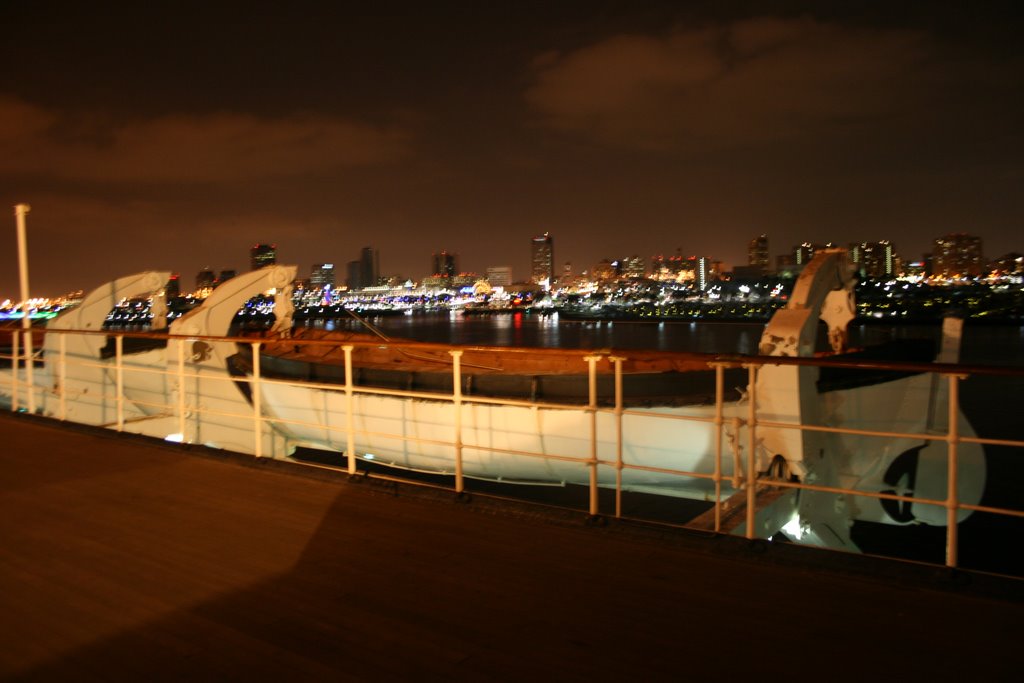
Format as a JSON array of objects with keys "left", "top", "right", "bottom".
[{"left": 302, "top": 312, "right": 1024, "bottom": 365}]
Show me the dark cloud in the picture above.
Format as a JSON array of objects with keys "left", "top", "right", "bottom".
[
  {"left": 526, "top": 19, "right": 938, "bottom": 150},
  {"left": 0, "top": 98, "right": 410, "bottom": 183},
  {"left": 0, "top": 5, "right": 1021, "bottom": 296}
]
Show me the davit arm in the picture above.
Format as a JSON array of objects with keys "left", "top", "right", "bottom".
[
  {"left": 170, "top": 265, "right": 297, "bottom": 338},
  {"left": 758, "top": 248, "right": 856, "bottom": 357}
]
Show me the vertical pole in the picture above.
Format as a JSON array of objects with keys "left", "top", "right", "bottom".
[
  {"left": 584, "top": 355, "right": 601, "bottom": 517},
  {"left": 176, "top": 339, "right": 187, "bottom": 440},
  {"left": 611, "top": 356, "right": 624, "bottom": 518},
  {"left": 713, "top": 364, "right": 725, "bottom": 533},
  {"left": 945, "top": 374, "right": 961, "bottom": 568},
  {"left": 343, "top": 345, "right": 356, "bottom": 476},
  {"left": 10, "top": 331, "right": 18, "bottom": 412},
  {"left": 450, "top": 350, "right": 464, "bottom": 494},
  {"left": 59, "top": 333, "right": 67, "bottom": 421},
  {"left": 23, "top": 328, "right": 34, "bottom": 413},
  {"left": 14, "top": 204, "right": 32, "bottom": 413},
  {"left": 115, "top": 335, "right": 124, "bottom": 431},
  {"left": 252, "top": 341, "right": 262, "bottom": 458},
  {"left": 746, "top": 364, "right": 758, "bottom": 540},
  {"left": 731, "top": 416, "right": 742, "bottom": 489}
]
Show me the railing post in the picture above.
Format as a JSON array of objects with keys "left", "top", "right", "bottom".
[
  {"left": 712, "top": 363, "right": 725, "bottom": 533},
  {"left": 176, "top": 338, "right": 187, "bottom": 440},
  {"left": 24, "top": 329, "right": 34, "bottom": 413},
  {"left": 10, "top": 330, "right": 18, "bottom": 412},
  {"left": 610, "top": 356, "right": 625, "bottom": 518},
  {"left": 450, "top": 349, "right": 464, "bottom": 494},
  {"left": 731, "top": 416, "right": 742, "bottom": 489},
  {"left": 745, "top": 363, "right": 758, "bottom": 539},
  {"left": 115, "top": 335, "right": 124, "bottom": 431},
  {"left": 945, "top": 373, "right": 962, "bottom": 568},
  {"left": 584, "top": 355, "right": 602, "bottom": 517},
  {"left": 58, "top": 333, "right": 67, "bottom": 421},
  {"left": 343, "top": 345, "right": 356, "bottom": 476},
  {"left": 252, "top": 341, "right": 262, "bottom": 458}
]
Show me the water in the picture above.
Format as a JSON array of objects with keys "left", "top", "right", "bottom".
[{"left": 311, "top": 311, "right": 1024, "bottom": 366}]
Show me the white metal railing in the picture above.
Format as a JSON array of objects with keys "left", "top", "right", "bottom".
[{"left": 3, "top": 326, "right": 1023, "bottom": 574}]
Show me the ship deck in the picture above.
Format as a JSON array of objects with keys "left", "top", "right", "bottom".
[{"left": 1, "top": 411, "right": 1020, "bottom": 680}]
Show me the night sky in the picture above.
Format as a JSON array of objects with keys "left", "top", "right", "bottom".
[{"left": 2, "top": 1, "right": 1022, "bottom": 297}]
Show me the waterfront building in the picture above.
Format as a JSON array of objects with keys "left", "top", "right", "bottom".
[
  {"left": 486, "top": 266, "right": 513, "bottom": 287},
  {"left": 650, "top": 251, "right": 687, "bottom": 281},
  {"left": 933, "top": 233, "right": 984, "bottom": 278},
  {"left": 531, "top": 232, "right": 554, "bottom": 285},
  {"left": 592, "top": 259, "right": 616, "bottom": 282},
  {"left": 748, "top": 234, "right": 770, "bottom": 274},
  {"left": 250, "top": 243, "right": 277, "bottom": 270}
]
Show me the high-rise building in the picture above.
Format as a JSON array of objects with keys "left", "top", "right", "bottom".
[
  {"left": 748, "top": 234, "right": 770, "bottom": 273},
  {"left": 195, "top": 268, "right": 216, "bottom": 290},
  {"left": 697, "top": 257, "right": 712, "bottom": 291},
  {"left": 933, "top": 233, "right": 984, "bottom": 277},
  {"left": 311, "top": 263, "right": 336, "bottom": 289},
  {"left": 432, "top": 251, "right": 457, "bottom": 278},
  {"left": 217, "top": 269, "right": 237, "bottom": 286},
  {"left": 531, "top": 232, "right": 554, "bottom": 285},
  {"left": 250, "top": 243, "right": 277, "bottom": 270},
  {"left": 165, "top": 274, "right": 181, "bottom": 299},
  {"left": 849, "top": 241, "right": 896, "bottom": 278},
  {"left": 359, "top": 247, "right": 379, "bottom": 288},
  {"left": 794, "top": 242, "right": 817, "bottom": 266}
]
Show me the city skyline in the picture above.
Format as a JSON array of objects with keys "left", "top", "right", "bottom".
[
  {"left": 2, "top": 2, "right": 1022, "bottom": 295},
  {"left": 1, "top": 226, "right": 1019, "bottom": 300}
]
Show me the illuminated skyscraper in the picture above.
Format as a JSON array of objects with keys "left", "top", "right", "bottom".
[
  {"left": 531, "top": 232, "right": 554, "bottom": 285},
  {"left": 933, "top": 233, "right": 984, "bottom": 277},
  {"left": 311, "top": 263, "right": 336, "bottom": 289},
  {"left": 250, "top": 243, "right": 277, "bottom": 270},
  {"left": 432, "top": 250, "right": 457, "bottom": 278},
  {"left": 697, "top": 257, "right": 712, "bottom": 291},
  {"left": 195, "top": 267, "right": 216, "bottom": 290},
  {"left": 851, "top": 241, "right": 896, "bottom": 278},
  {"left": 748, "top": 234, "right": 770, "bottom": 273},
  {"left": 794, "top": 243, "right": 816, "bottom": 265}
]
